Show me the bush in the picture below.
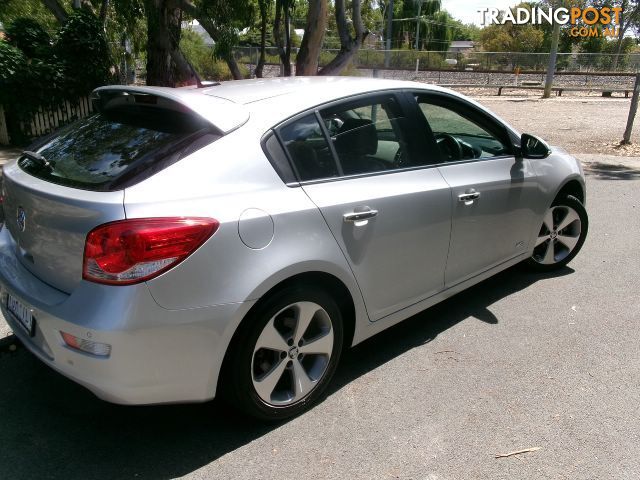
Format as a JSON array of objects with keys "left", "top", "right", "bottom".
[
  {"left": 55, "top": 10, "right": 111, "bottom": 96},
  {"left": 181, "top": 28, "right": 248, "bottom": 80},
  {"left": 0, "top": 41, "right": 28, "bottom": 106},
  {"left": 1, "top": 13, "right": 112, "bottom": 144},
  {"left": 4, "top": 17, "right": 51, "bottom": 59}
]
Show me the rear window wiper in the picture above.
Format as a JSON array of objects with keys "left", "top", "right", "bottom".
[{"left": 22, "top": 151, "right": 54, "bottom": 172}]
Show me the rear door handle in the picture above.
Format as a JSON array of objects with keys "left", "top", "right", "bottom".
[
  {"left": 458, "top": 190, "right": 481, "bottom": 203},
  {"left": 343, "top": 209, "right": 378, "bottom": 223}
]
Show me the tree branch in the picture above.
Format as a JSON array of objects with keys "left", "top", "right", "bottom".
[
  {"left": 170, "top": 0, "right": 244, "bottom": 79},
  {"left": 42, "top": 0, "right": 68, "bottom": 24},
  {"left": 334, "top": 0, "right": 351, "bottom": 48},
  {"left": 318, "top": 0, "right": 368, "bottom": 75},
  {"left": 99, "top": 0, "right": 110, "bottom": 24}
]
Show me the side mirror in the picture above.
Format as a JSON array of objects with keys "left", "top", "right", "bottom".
[{"left": 519, "top": 133, "right": 551, "bottom": 159}]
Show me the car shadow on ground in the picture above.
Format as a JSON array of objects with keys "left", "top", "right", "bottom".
[
  {"left": 584, "top": 162, "right": 640, "bottom": 180},
  {"left": 0, "top": 265, "right": 573, "bottom": 479}
]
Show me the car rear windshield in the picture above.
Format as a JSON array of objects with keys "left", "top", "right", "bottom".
[{"left": 18, "top": 100, "right": 220, "bottom": 191}]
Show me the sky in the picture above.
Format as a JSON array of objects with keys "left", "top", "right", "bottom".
[{"left": 442, "top": 0, "right": 518, "bottom": 26}]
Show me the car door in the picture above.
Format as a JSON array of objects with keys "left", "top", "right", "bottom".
[
  {"left": 412, "top": 93, "right": 540, "bottom": 288},
  {"left": 276, "top": 93, "right": 451, "bottom": 321}
]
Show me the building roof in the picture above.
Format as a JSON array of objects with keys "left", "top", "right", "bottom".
[{"left": 449, "top": 40, "right": 475, "bottom": 49}]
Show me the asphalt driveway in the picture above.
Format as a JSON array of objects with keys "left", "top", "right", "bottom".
[{"left": 0, "top": 168, "right": 638, "bottom": 479}]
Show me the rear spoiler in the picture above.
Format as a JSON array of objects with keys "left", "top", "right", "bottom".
[{"left": 91, "top": 85, "right": 250, "bottom": 135}]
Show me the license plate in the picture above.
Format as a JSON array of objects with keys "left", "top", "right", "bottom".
[{"left": 7, "top": 294, "right": 35, "bottom": 336}]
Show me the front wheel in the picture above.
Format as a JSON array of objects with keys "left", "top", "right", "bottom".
[
  {"left": 223, "top": 286, "right": 343, "bottom": 421},
  {"left": 525, "top": 194, "right": 588, "bottom": 271}
]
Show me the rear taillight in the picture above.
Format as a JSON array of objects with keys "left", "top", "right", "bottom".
[{"left": 83, "top": 217, "right": 219, "bottom": 285}]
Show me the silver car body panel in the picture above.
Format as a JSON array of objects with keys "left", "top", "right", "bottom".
[
  {"left": 0, "top": 226, "right": 257, "bottom": 404},
  {"left": 0, "top": 77, "right": 586, "bottom": 404},
  {"left": 2, "top": 162, "right": 125, "bottom": 293},
  {"left": 437, "top": 156, "right": 540, "bottom": 287},
  {"left": 301, "top": 168, "right": 451, "bottom": 321}
]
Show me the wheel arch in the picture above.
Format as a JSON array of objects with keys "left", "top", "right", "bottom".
[
  {"left": 216, "top": 270, "right": 360, "bottom": 396},
  {"left": 554, "top": 177, "right": 585, "bottom": 205}
]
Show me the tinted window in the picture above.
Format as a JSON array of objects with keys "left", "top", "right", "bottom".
[
  {"left": 279, "top": 114, "right": 338, "bottom": 182},
  {"left": 321, "top": 99, "right": 411, "bottom": 175},
  {"left": 418, "top": 100, "right": 510, "bottom": 162},
  {"left": 18, "top": 106, "right": 216, "bottom": 191},
  {"left": 262, "top": 132, "right": 297, "bottom": 184}
]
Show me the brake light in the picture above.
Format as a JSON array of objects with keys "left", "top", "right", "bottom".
[{"left": 83, "top": 217, "right": 218, "bottom": 285}]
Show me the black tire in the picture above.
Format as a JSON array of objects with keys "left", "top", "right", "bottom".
[
  {"left": 524, "top": 194, "right": 588, "bottom": 272},
  {"left": 222, "top": 285, "right": 343, "bottom": 421}
]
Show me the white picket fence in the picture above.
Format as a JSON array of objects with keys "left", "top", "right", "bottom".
[{"left": 0, "top": 97, "right": 93, "bottom": 145}]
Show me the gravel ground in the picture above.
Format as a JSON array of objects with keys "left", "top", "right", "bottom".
[{"left": 475, "top": 96, "right": 640, "bottom": 156}]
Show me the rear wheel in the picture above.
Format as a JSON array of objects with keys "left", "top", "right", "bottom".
[
  {"left": 525, "top": 195, "right": 588, "bottom": 271},
  {"left": 224, "top": 286, "right": 343, "bottom": 421}
]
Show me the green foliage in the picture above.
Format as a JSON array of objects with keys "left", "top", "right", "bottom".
[
  {"left": 0, "top": 41, "right": 27, "bottom": 106},
  {"left": 446, "top": 15, "right": 481, "bottom": 42},
  {"left": 55, "top": 10, "right": 111, "bottom": 96},
  {"left": 478, "top": 3, "right": 546, "bottom": 53},
  {"left": 109, "top": 0, "right": 148, "bottom": 57},
  {"left": 1, "top": 11, "right": 112, "bottom": 143},
  {"left": 181, "top": 28, "right": 248, "bottom": 80},
  {"left": 5, "top": 17, "right": 51, "bottom": 58},
  {"left": 0, "top": 0, "right": 59, "bottom": 31},
  {"left": 422, "top": 10, "right": 453, "bottom": 51},
  {"left": 0, "top": 38, "right": 66, "bottom": 144},
  {"left": 199, "top": 0, "right": 255, "bottom": 59}
]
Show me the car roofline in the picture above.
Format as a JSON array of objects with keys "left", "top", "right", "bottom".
[{"left": 92, "top": 85, "right": 250, "bottom": 134}]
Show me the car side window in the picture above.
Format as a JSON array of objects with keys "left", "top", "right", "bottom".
[
  {"left": 279, "top": 114, "right": 339, "bottom": 182},
  {"left": 320, "top": 98, "right": 412, "bottom": 175},
  {"left": 417, "top": 99, "right": 511, "bottom": 163}
]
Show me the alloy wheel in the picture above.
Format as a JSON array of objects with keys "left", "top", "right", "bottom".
[
  {"left": 251, "top": 301, "right": 334, "bottom": 406},
  {"left": 531, "top": 205, "right": 582, "bottom": 265}
]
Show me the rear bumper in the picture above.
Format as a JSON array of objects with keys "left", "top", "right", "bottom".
[{"left": 0, "top": 226, "right": 254, "bottom": 405}]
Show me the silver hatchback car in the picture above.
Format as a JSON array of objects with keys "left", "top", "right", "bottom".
[{"left": 0, "top": 77, "right": 588, "bottom": 419}]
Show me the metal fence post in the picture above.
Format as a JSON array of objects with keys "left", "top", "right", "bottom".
[{"left": 622, "top": 73, "right": 640, "bottom": 144}]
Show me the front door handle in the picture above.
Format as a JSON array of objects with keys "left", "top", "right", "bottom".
[
  {"left": 458, "top": 190, "right": 481, "bottom": 204},
  {"left": 343, "top": 209, "right": 378, "bottom": 223}
]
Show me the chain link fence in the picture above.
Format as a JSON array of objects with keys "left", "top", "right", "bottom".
[{"left": 233, "top": 46, "right": 640, "bottom": 74}]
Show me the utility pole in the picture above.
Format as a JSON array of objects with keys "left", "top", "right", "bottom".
[
  {"left": 384, "top": 0, "right": 394, "bottom": 68},
  {"left": 543, "top": 20, "right": 560, "bottom": 98},
  {"left": 622, "top": 73, "right": 640, "bottom": 144},
  {"left": 544, "top": 0, "right": 565, "bottom": 98},
  {"left": 415, "top": 1, "right": 422, "bottom": 50}
]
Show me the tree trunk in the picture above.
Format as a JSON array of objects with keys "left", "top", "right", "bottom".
[
  {"left": 174, "top": 0, "right": 244, "bottom": 80},
  {"left": 274, "top": 0, "right": 292, "bottom": 76},
  {"left": 256, "top": 0, "right": 268, "bottom": 78},
  {"left": 224, "top": 54, "right": 243, "bottom": 79},
  {"left": 611, "top": 1, "right": 640, "bottom": 71},
  {"left": 144, "top": 0, "right": 196, "bottom": 87},
  {"left": 611, "top": 1, "right": 628, "bottom": 71},
  {"left": 319, "top": 0, "right": 367, "bottom": 76},
  {"left": 99, "top": 0, "right": 110, "bottom": 24},
  {"left": 296, "top": 0, "right": 327, "bottom": 75},
  {"left": 42, "top": 0, "right": 68, "bottom": 24}
]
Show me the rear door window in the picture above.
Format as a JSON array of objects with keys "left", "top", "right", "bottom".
[
  {"left": 278, "top": 114, "right": 339, "bottom": 182},
  {"left": 320, "top": 97, "right": 414, "bottom": 175},
  {"left": 19, "top": 96, "right": 219, "bottom": 191}
]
